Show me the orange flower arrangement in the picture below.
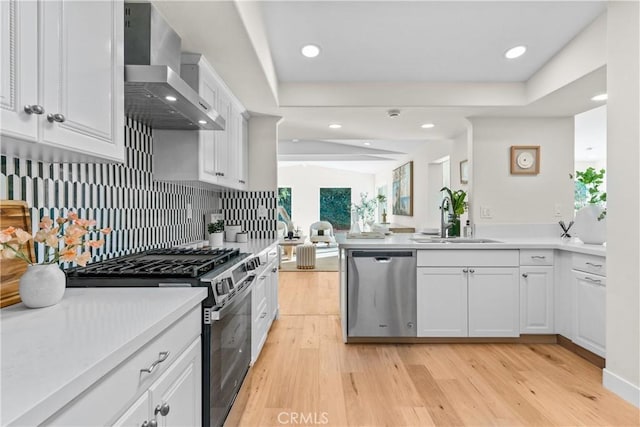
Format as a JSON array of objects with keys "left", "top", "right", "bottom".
[{"left": 0, "top": 212, "right": 111, "bottom": 266}]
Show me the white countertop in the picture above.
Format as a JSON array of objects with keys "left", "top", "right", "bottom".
[
  {"left": 0, "top": 287, "right": 207, "bottom": 426},
  {"left": 337, "top": 234, "right": 606, "bottom": 256}
]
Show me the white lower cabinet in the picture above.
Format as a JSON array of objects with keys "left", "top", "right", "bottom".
[
  {"left": 44, "top": 307, "right": 202, "bottom": 426},
  {"left": 252, "top": 250, "right": 279, "bottom": 363},
  {"left": 468, "top": 267, "right": 520, "bottom": 337},
  {"left": 114, "top": 337, "right": 201, "bottom": 427},
  {"left": 573, "top": 271, "right": 606, "bottom": 357},
  {"left": 519, "top": 266, "right": 554, "bottom": 334},
  {"left": 417, "top": 266, "right": 519, "bottom": 337},
  {"left": 417, "top": 268, "right": 468, "bottom": 337}
]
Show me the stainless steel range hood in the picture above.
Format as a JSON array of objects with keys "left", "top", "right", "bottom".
[{"left": 124, "top": 3, "right": 225, "bottom": 131}]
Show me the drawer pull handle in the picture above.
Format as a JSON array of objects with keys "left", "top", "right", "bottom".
[
  {"left": 47, "top": 112, "right": 66, "bottom": 123},
  {"left": 140, "top": 351, "right": 170, "bottom": 374},
  {"left": 469, "top": 269, "right": 475, "bottom": 273},
  {"left": 584, "top": 277, "right": 603, "bottom": 284},
  {"left": 531, "top": 255, "right": 546, "bottom": 259},
  {"left": 272, "top": 267, "right": 278, "bottom": 273},
  {"left": 586, "top": 262, "right": 602, "bottom": 268},
  {"left": 522, "top": 273, "right": 528, "bottom": 278},
  {"left": 141, "top": 420, "right": 157, "bottom": 427},
  {"left": 462, "top": 268, "right": 469, "bottom": 273},
  {"left": 260, "top": 312, "right": 267, "bottom": 318}
]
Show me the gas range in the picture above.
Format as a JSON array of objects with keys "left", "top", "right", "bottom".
[{"left": 66, "top": 247, "right": 259, "bottom": 308}]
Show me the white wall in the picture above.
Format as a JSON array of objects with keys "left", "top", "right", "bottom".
[
  {"left": 469, "top": 117, "right": 575, "bottom": 224},
  {"left": 603, "top": 0, "right": 640, "bottom": 407},
  {"left": 374, "top": 140, "right": 453, "bottom": 231},
  {"left": 278, "top": 165, "right": 375, "bottom": 233}
]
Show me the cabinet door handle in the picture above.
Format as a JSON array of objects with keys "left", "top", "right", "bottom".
[
  {"left": 155, "top": 403, "right": 170, "bottom": 417},
  {"left": 586, "top": 262, "right": 602, "bottom": 268},
  {"left": 140, "top": 351, "right": 170, "bottom": 374},
  {"left": 584, "top": 276, "right": 603, "bottom": 284},
  {"left": 239, "top": 180, "right": 245, "bottom": 184},
  {"left": 272, "top": 267, "right": 278, "bottom": 273},
  {"left": 260, "top": 312, "right": 267, "bottom": 318},
  {"left": 462, "top": 268, "right": 469, "bottom": 273},
  {"left": 24, "top": 104, "right": 45, "bottom": 115},
  {"left": 47, "top": 113, "right": 66, "bottom": 123},
  {"left": 259, "top": 276, "right": 266, "bottom": 280},
  {"left": 469, "top": 269, "right": 475, "bottom": 273},
  {"left": 522, "top": 273, "right": 528, "bottom": 278},
  {"left": 531, "top": 255, "right": 546, "bottom": 259},
  {"left": 141, "top": 420, "right": 157, "bottom": 427}
]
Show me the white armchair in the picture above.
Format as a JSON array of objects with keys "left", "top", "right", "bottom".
[{"left": 309, "top": 221, "right": 336, "bottom": 245}]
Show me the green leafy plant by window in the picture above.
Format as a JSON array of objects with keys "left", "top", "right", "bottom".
[{"left": 575, "top": 167, "right": 606, "bottom": 220}]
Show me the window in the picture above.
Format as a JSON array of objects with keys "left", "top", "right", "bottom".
[{"left": 319, "top": 188, "right": 351, "bottom": 230}]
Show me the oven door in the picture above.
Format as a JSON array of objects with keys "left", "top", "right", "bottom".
[{"left": 204, "top": 282, "right": 253, "bottom": 427}]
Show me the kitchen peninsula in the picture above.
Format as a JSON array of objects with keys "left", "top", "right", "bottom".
[{"left": 339, "top": 234, "right": 607, "bottom": 365}]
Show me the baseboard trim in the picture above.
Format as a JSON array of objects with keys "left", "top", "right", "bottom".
[
  {"left": 346, "top": 335, "right": 557, "bottom": 344},
  {"left": 556, "top": 335, "right": 606, "bottom": 368},
  {"left": 603, "top": 369, "right": 640, "bottom": 408}
]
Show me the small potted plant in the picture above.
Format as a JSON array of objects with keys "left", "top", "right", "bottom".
[
  {"left": 440, "top": 187, "right": 468, "bottom": 237},
  {"left": 573, "top": 167, "right": 606, "bottom": 244},
  {"left": 207, "top": 220, "right": 225, "bottom": 247}
]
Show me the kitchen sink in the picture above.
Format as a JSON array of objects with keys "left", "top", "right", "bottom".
[{"left": 411, "top": 237, "right": 502, "bottom": 244}]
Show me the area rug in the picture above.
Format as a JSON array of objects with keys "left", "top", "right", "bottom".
[{"left": 279, "top": 246, "right": 339, "bottom": 272}]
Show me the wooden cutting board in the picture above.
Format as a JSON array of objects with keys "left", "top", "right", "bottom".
[{"left": 0, "top": 200, "right": 36, "bottom": 308}]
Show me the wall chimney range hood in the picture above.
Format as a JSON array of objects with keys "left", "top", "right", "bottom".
[{"left": 124, "top": 3, "right": 225, "bottom": 131}]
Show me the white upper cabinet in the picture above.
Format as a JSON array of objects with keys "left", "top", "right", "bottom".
[
  {"left": 1, "top": 0, "right": 124, "bottom": 163},
  {"left": 154, "top": 54, "right": 248, "bottom": 190},
  {"left": 1, "top": 0, "right": 39, "bottom": 142}
]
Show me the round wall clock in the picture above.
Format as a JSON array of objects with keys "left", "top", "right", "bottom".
[
  {"left": 516, "top": 152, "right": 534, "bottom": 169},
  {"left": 510, "top": 146, "right": 540, "bottom": 175}
]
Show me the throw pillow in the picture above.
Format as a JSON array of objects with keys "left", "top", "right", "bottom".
[{"left": 317, "top": 229, "right": 325, "bottom": 236}]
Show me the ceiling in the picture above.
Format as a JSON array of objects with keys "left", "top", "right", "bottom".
[
  {"left": 153, "top": 1, "right": 609, "bottom": 175},
  {"left": 262, "top": 1, "right": 605, "bottom": 83}
]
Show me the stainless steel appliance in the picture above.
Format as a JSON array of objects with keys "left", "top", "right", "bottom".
[
  {"left": 346, "top": 250, "right": 417, "bottom": 337},
  {"left": 123, "top": 3, "right": 225, "bottom": 131},
  {"left": 67, "top": 248, "right": 260, "bottom": 427}
]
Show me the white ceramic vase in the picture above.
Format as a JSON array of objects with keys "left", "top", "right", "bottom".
[
  {"left": 19, "top": 264, "right": 66, "bottom": 308},
  {"left": 573, "top": 204, "right": 607, "bottom": 245},
  {"left": 209, "top": 232, "right": 224, "bottom": 247}
]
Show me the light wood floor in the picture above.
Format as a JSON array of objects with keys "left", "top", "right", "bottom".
[{"left": 226, "top": 272, "right": 640, "bottom": 427}]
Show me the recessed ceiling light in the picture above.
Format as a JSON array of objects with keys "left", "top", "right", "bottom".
[
  {"left": 591, "top": 93, "right": 608, "bottom": 101},
  {"left": 292, "top": 139, "right": 299, "bottom": 142},
  {"left": 165, "top": 95, "right": 177, "bottom": 102},
  {"left": 421, "top": 123, "right": 435, "bottom": 129},
  {"left": 586, "top": 147, "right": 593, "bottom": 151},
  {"left": 504, "top": 45, "right": 527, "bottom": 59},
  {"left": 363, "top": 142, "right": 371, "bottom": 146},
  {"left": 301, "top": 44, "right": 320, "bottom": 58},
  {"left": 198, "top": 120, "right": 207, "bottom": 125},
  {"left": 329, "top": 123, "right": 342, "bottom": 129}
]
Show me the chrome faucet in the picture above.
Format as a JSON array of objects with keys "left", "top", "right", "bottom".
[{"left": 440, "top": 196, "right": 454, "bottom": 238}]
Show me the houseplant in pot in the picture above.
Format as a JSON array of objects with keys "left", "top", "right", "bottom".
[
  {"left": 440, "top": 187, "right": 468, "bottom": 237},
  {"left": 208, "top": 220, "right": 225, "bottom": 247},
  {"left": 0, "top": 212, "right": 111, "bottom": 308},
  {"left": 573, "top": 167, "right": 607, "bottom": 244}
]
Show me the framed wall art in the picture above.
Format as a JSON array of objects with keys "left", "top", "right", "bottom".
[
  {"left": 460, "top": 160, "right": 469, "bottom": 184},
  {"left": 392, "top": 161, "right": 413, "bottom": 216},
  {"left": 510, "top": 145, "right": 540, "bottom": 175}
]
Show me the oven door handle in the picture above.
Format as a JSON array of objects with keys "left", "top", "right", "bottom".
[{"left": 208, "top": 278, "right": 256, "bottom": 321}]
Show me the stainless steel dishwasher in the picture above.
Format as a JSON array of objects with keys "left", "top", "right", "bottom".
[{"left": 347, "top": 250, "right": 417, "bottom": 337}]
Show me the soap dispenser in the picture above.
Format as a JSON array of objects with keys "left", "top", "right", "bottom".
[{"left": 463, "top": 220, "right": 473, "bottom": 238}]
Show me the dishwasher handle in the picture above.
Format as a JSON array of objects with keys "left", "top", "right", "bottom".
[
  {"left": 349, "top": 251, "right": 415, "bottom": 258},
  {"left": 374, "top": 257, "right": 392, "bottom": 263}
]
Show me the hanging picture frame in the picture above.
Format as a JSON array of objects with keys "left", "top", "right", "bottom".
[
  {"left": 392, "top": 161, "right": 413, "bottom": 216},
  {"left": 460, "top": 160, "right": 469, "bottom": 184}
]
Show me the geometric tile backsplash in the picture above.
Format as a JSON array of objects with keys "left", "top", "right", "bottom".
[{"left": 1, "top": 118, "right": 221, "bottom": 265}]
